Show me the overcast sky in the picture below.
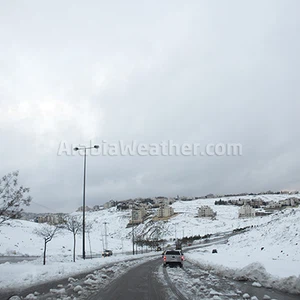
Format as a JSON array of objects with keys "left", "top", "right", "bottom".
[{"left": 1, "top": 1, "right": 300, "bottom": 213}]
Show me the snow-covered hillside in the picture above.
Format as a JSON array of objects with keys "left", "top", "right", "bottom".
[
  {"left": 136, "top": 194, "right": 300, "bottom": 242},
  {"left": 0, "top": 208, "right": 134, "bottom": 257},
  {"left": 1, "top": 194, "right": 295, "bottom": 257},
  {"left": 185, "top": 207, "right": 300, "bottom": 293},
  {"left": 1, "top": 194, "right": 300, "bottom": 257},
  {"left": 0, "top": 194, "right": 299, "bottom": 293}
]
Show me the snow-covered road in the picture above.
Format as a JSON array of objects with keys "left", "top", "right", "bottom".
[{"left": 160, "top": 260, "right": 300, "bottom": 300}]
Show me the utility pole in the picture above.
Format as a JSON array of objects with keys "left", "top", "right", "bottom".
[
  {"left": 132, "top": 225, "right": 135, "bottom": 255},
  {"left": 103, "top": 222, "right": 108, "bottom": 250}
]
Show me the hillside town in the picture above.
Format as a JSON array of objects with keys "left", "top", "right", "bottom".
[{"left": 20, "top": 190, "right": 300, "bottom": 225}]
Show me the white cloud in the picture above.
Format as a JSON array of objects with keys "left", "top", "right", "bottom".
[{"left": 0, "top": 0, "right": 300, "bottom": 212}]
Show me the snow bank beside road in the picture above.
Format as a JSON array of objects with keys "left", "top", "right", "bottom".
[
  {"left": 0, "top": 252, "right": 157, "bottom": 291},
  {"left": 186, "top": 207, "right": 300, "bottom": 294},
  {"left": 186, "top": 257, "right": 300, "bottom": 295}
]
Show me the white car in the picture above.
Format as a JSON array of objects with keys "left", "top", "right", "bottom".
[{"left": 163, "top": 250, "right": 184, "bottom": 267}]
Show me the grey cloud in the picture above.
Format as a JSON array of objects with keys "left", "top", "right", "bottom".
[{"left": 0, "top": 0, "right": 300, "bottom": 212}]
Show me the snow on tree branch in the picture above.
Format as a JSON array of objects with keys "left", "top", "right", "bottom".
[
  {"left": 0, "top": 171, "right": 32, "bottom": 224},
  {"left": 34, "top": 224, "right": 59, "bottom": 265}
]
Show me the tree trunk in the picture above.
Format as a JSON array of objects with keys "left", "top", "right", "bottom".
[
  {"left": 73, "top": 233, "right": 76, "bottom": 262},
  {"left": 43, "top": 239, "right": 47, "bottom": 265}
]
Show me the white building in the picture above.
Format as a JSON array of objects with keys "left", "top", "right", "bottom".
[
  {"left": 37, "top": 213, "right": 65, "bottom": 225},
  {"left": 236, "top": 198, "right": 250, "bottom": 205},
  {"left": 103, "top": 200, "right": 117, "bottom": 209},
  {"left": 280, "top": 197, "right": 300, "bottom": 207},
  {"left": 266, "top": 201, "right": 281, "bottom": 209},
  {"left": 238, "top": 204, "right": 256, "bottom": 218},
  {"left": 76, "top": 206, "right": 92, "bottom": 212},
  {"left": 157, "top": 203, "right": 174, "bottom": 218},
  {"left": 198, "top": 206, "right": 216, "bottom": 218},
  {"left": 153, "top": 197, "right": 168, "bottom": 205},
  {"left": 131, "top": 207, "right": 147, "bottom": 224}
]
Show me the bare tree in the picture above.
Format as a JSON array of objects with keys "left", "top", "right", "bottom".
[
  {"left": 0, "top": 171, "right": 31, "bottom": 224},
  {"left": 86, "top": 221, "right": 93, "bottom": 258},
  {"left": 64, "top": 216, "right": 82, "bottom": 262},
  {"left": 34, "top": 225, "right": 59, "bottom": 265}
]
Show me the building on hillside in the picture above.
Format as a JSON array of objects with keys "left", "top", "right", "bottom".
[
  {"left": 291, "top": 197, "right": 300, "bottom": 205},
  {"left": 130, "top": 207, "right": 147, "bottom": 225},
  {"left": 76, "top": 206, "right": 92, "bottom": 212},
  {"left": 180, "top": 196, "right": 195, "bottom": 201},
  {"left": 37, "top": 213, "right": 65, "bottom": 225},
  {"left": 255, "top": 210, "right": 273, "bottom": 217},
  {"left": 279, "top": 197, "right": 300, "bottom": 207},
  {"left": 157, "top": 202, "right": 174, "bottom": 218},
  {"left": 236, "top": 198, "right": 249, "bottom": 205},
  {"left": 103, "top": 200, "right": 117, "bottom": 209},
  {"left": 238, "top": 204, "right": 256, "bottom": 218},
  {"left": 153, "top": 197, "right": 168, "bottom": 205},
  {"left": 117, "top": 202, "right": 130, "bottom": 210},
  {"left": 205, "top": 194, "right": 215, "bottom": 199},
  {"left": 198, "top": 206, "right": 216, "bottom": 218},
  {"left": 280, "top": 190, "right": 290, "bottom": 194},
  {"left": 250, "top": 198, "right": 264, "bottom": 208},
  {"left": 93, "top": 205, "right": 103, "bottom": 211},
  {"left": 266, "top": 200, "right": 282, "bottom": 209}
]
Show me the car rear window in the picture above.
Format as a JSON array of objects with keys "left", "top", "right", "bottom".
[{"left": 165, "top": 250, "right": 181, "bottom": 255}]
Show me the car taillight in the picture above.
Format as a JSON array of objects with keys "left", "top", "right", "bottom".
[
  {"left": 163, "top": 255, "right": 166, "bottom": 261},
  {"left": 181, "top": 256, "right": 184, "bottom": 261}
]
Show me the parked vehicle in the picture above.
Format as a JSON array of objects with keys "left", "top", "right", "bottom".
[
  {"left": 163, "top": 250, "right": 184, "bottom": 267},
  {"left": 102, "top": 249, "right": 113, "bottom": 257}
]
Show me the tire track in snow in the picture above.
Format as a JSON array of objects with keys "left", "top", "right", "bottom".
[{"left": 163, "top": 266, "right": 188, "bottom": 300}]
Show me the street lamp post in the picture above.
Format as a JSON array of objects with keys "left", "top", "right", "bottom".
[
  {"left": 131, "top": 209, "right": 135, "bottom": 255},
  {"left": 74, "top": 144, "right": 99, "bottom": 259}
]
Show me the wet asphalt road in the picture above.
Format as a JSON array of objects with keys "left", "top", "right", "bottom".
[{"left": 88, "top": 258, "right": 165, "bottom": 300}]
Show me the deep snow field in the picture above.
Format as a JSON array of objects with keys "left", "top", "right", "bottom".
[
  {"left": 0, "top": 194, "right": 299, "bottom": 293},
  {"left": 185, "top": 207, "right": 300, "bottom": 294}
]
